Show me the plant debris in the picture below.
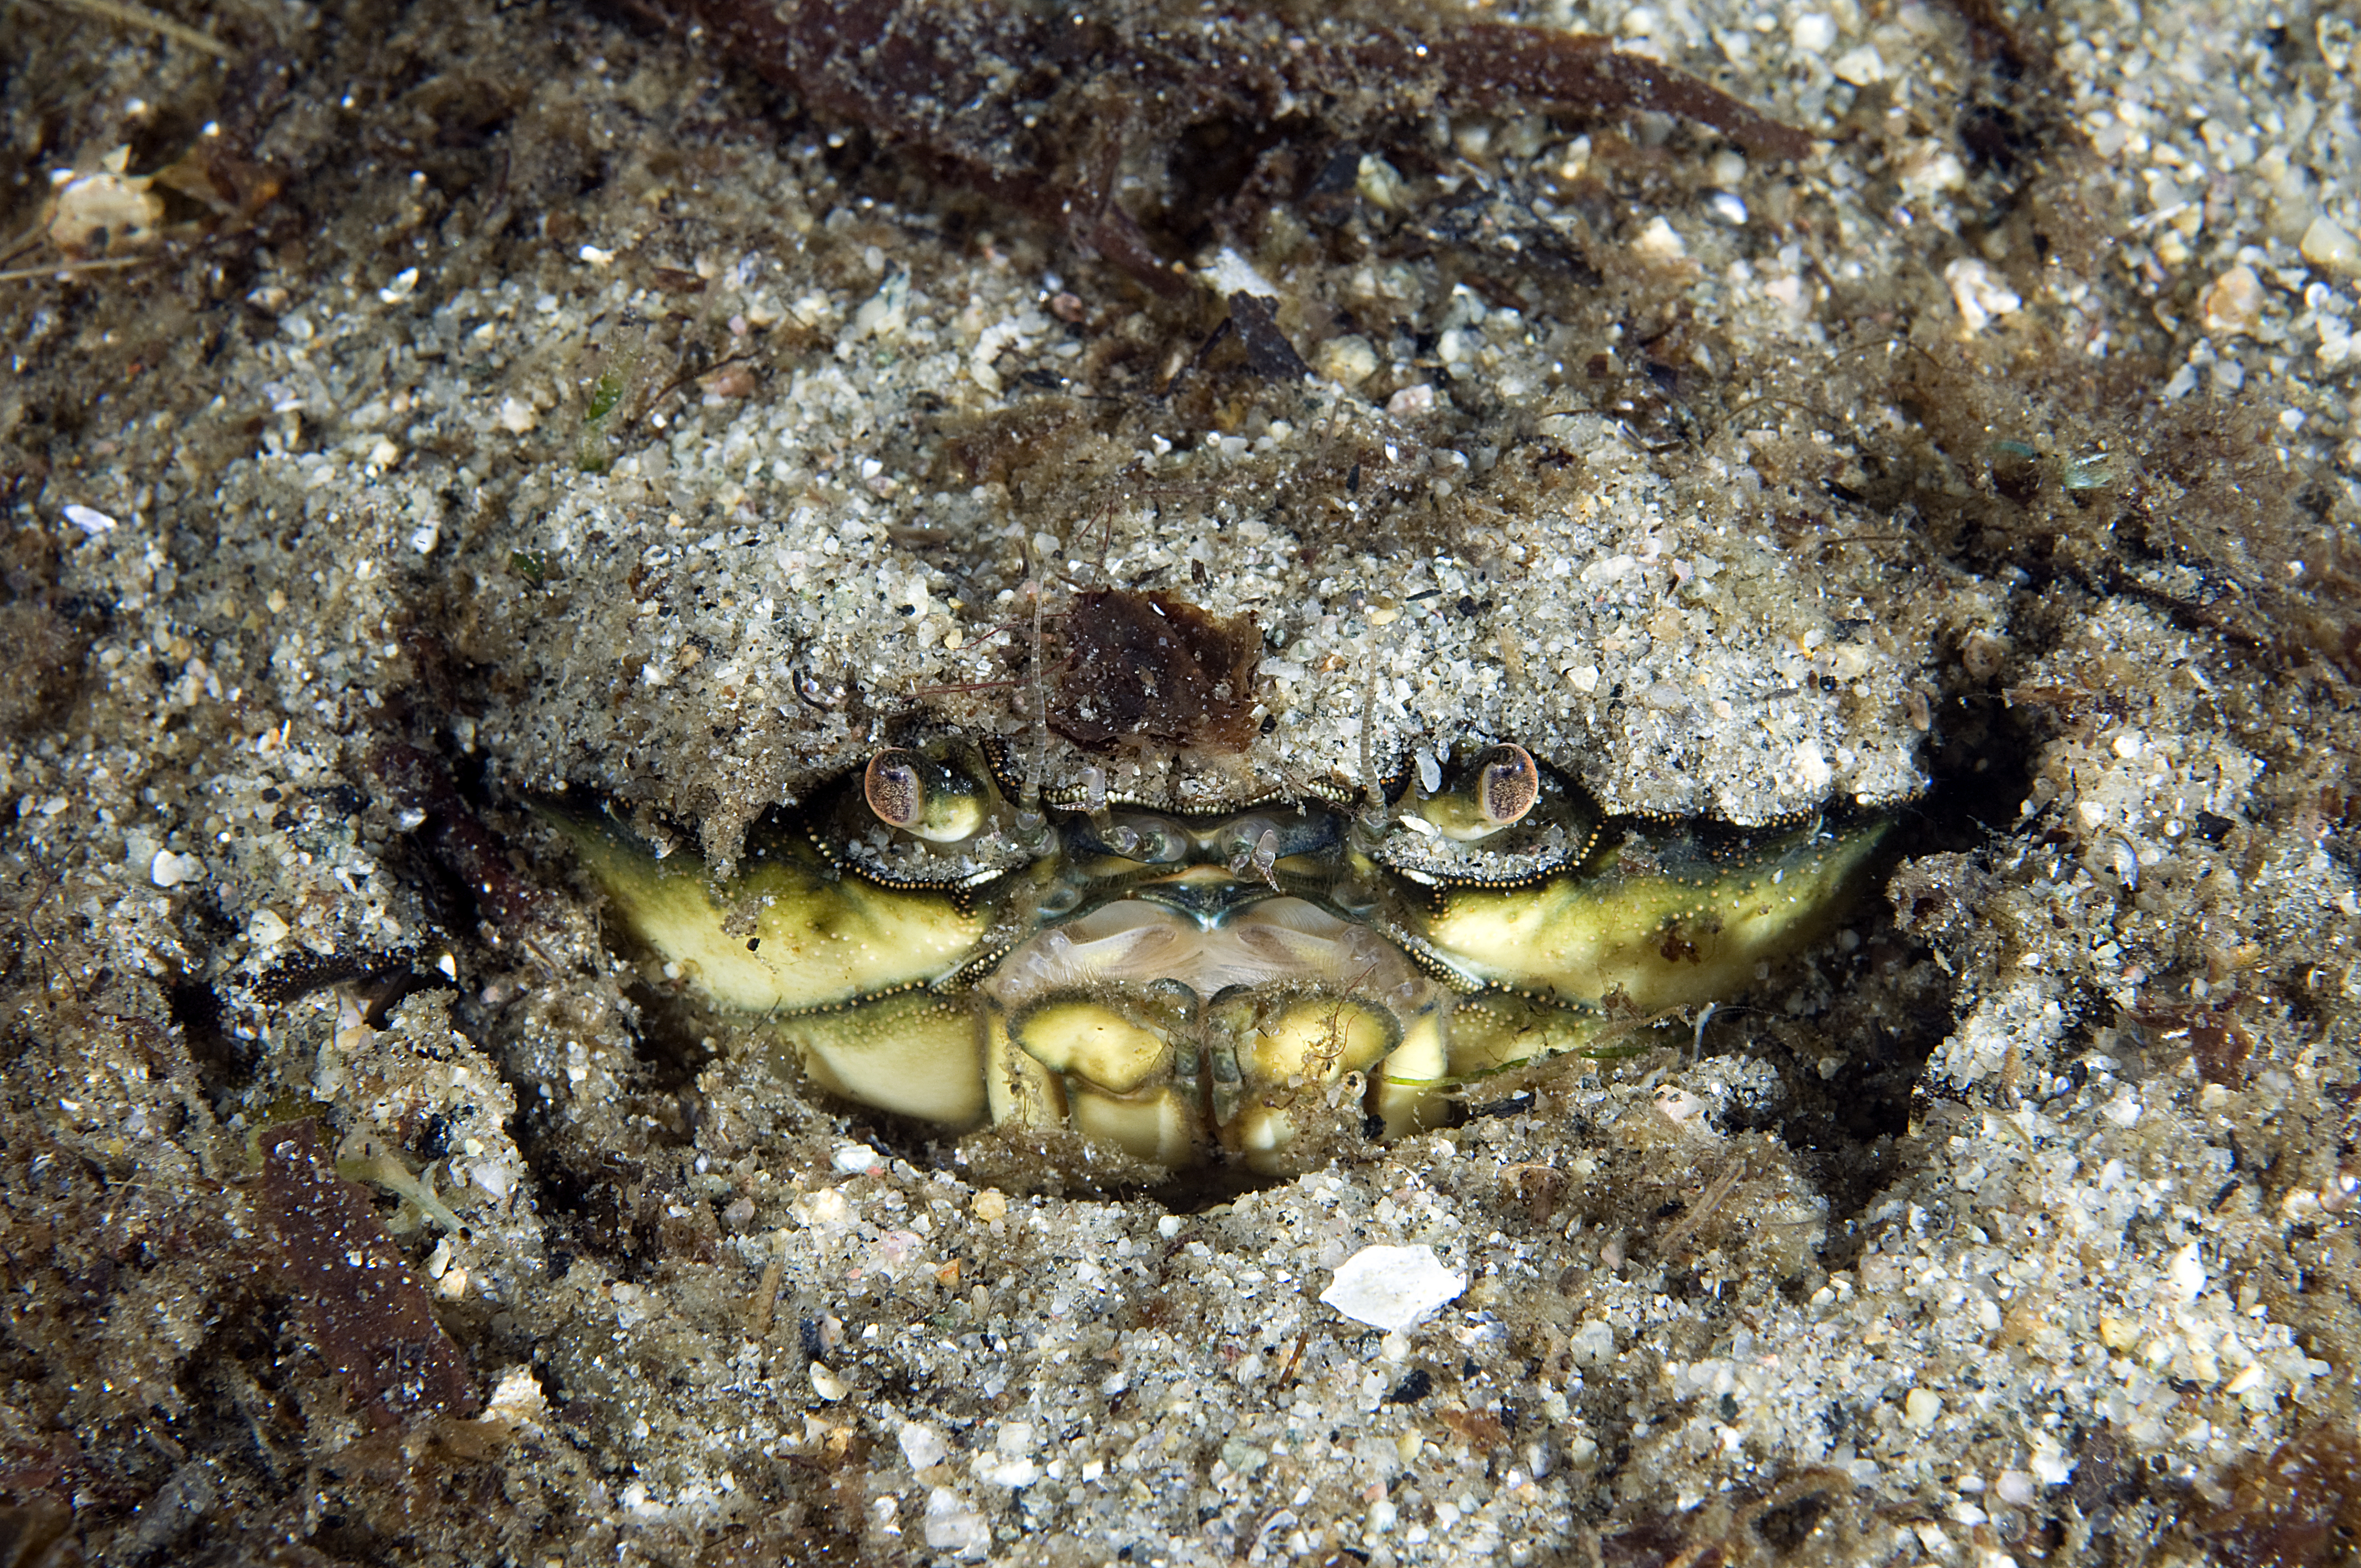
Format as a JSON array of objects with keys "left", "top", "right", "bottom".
[
  {"left": 629, "top": 0, "right": 1811, "bottom": 292},
  {"left": 258, "top": 1120, "right": 477, "bottom": 1427},
  {"left": 1047, "top": 589, "right": 1263, "bottom": 753}
]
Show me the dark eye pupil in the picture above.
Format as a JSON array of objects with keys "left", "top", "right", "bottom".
[{"left": 1482, "top": 766, "right": 1518, "bottom": 818}]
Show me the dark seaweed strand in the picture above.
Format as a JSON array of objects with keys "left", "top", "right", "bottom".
[
  {"left": 638, "top": 0, "right": 1188, "bottom": 291},
  {"left": 628, "top": 0, "right": 1812, "bottom": 296},
  {"left": 1430, "top": 24, "right": 1815, "bottom": 162}
]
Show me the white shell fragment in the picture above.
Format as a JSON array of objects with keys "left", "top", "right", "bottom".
[
  {"left": 1319, "top": 1244, "right": 1467, "bottom": 1332},
  {"left": 479, "top": 1365, "right": 548, "bottom": 1429},
  {"left": 149, "top": 848, "right": 204, "bottom": 888},
  {"left": 1203, "top": 244, "right": 1277, "bottom": 298},
  {"left": 45, "top": 149, "right": 163, "bottom": 258}
]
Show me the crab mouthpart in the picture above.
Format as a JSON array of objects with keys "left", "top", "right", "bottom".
[{"left": 981, "top": 899, "right": 1450, "bottom": 1170}]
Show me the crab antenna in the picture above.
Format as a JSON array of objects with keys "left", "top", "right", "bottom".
[
  {"left": 1356, "top": 635, "right": 1388, "bottom": 842},
  {"left": 1022, "top": 536, "right": 1048, "bottom": 819}
]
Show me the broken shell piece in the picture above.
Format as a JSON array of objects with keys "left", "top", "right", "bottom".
[
  {"left": 1320, "top": 1244, "right": 1467, "bottom": 1332},
  {"left": 45, "top": 148, "right": 164, "bottom": 259}
]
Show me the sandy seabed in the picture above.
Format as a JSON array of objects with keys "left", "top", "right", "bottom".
[{"left": 3, "top": 0, "right": 2359, "bottom": 1562}]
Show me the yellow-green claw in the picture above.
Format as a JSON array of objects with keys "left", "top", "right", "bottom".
[
  {"left": 1445, "top": 992, "right": 1671, "bottom": 1076},
  {"left": 782, "top": 988, "right": 990, "bottom": 1129},
  {"left": 541, "top": 805, "right": 1000, "bottom": 1010},
  {"left": 543, "top": 748, "right": 1900, "bottom": 1175},
  {"left": 1402, "top": 812, "right": 1894, "bottom": 1015}
]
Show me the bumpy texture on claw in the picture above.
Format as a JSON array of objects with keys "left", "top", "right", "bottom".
[
  {"left": 541, "top": 803, "right": 1000, "bottom": 1011},
  {"left": 1400, "top": 810, "right": 1896, "bottom": 1013}
]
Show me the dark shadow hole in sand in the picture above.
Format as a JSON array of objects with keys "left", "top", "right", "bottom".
[
  {"left": 1716, "top": 677, "right": 2043, "bottom": 1265},
  {"left": 617, "top": 976, "right": 723, "bottom": 1100},
  {"left": 837, "top": 1101, "right": 1341, "bottom": 1212},
  {"left": 167, "top": 968, "right": 262, "bottom": 1106},
  {"left": 487, "top": 627, "right": 2055, "bottom": 1220},
  {"left": 530, "top": 737, "right": 2049, "bottom": 1217}
]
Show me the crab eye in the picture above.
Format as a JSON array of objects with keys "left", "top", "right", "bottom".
[
  {"left": 864, "top": 747, "right": 989, "bottom": 843},
  {"left": 862, "top": 749, "right": 925, "bottom": 827},
  {"left": 1378, "top": 743, "right": 1598, "bottom": 887},
  {"left": 1415, "top": 743, "right": 1543, "bottom": 841},
  {"left": 820, "top": 745, "right": 1035, "bottom": 890},
  {"left": 1472, "top": 744, "right": 1540, "bottom": 827}
]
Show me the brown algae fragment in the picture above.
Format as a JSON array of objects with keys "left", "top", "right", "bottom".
[
  {"left": 1048, "top": 589, "right": 1263, "bottom": 754},
  {"left": 258, "top": 1120, "right": 477, "bottom": 1425},
  {"left": 2193, "top": 1423, "right": 2361, "bottom": 1568}
]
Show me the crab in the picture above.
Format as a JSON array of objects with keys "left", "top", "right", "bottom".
[
  {"left": 486, "top": 0, "right": 1927, "bottom": 1177},
  {"left": 549, "top": 717, "right": 1894, "bottom": 1174}
]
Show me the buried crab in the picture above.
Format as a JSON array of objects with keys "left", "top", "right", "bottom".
[{"left": 548, "top": 729, "right": 1894, "bottom": 1175}]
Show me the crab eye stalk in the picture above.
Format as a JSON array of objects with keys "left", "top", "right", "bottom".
[
  {"left": 1422, "top": 743, "right": 1542, "bottom": 841},
  {"left": 864, "top": 748, "right": 989, "bottom": 842}
]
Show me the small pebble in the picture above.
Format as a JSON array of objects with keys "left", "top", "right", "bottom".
[
  {"left": 1944, "top": 258, "right": 2021, "bottom": 335},
  {"left": 2300, "top": 215, "right": 2360, "bottom": 275},
  {"left": 2199, "top": 265, "right": 2264, "bottom": 336},
  {"left": 1631, "top": 216, "right": 1687, "bottom": 262},
  {"left": 924, "top": 1489, "right": 989, "bottom": 1554},
  {"left": 1316, "top": 335, "right": 1378, "bottom": 386},
  {"left": 1831, "top": 45, "right": 1885, "bottom": 84},
  {"left": 149, "top": 848, "right": 202, "bottom": 888},
  {"left": 899, "top": 1422, "right": 948, "bottom": 1469}
]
